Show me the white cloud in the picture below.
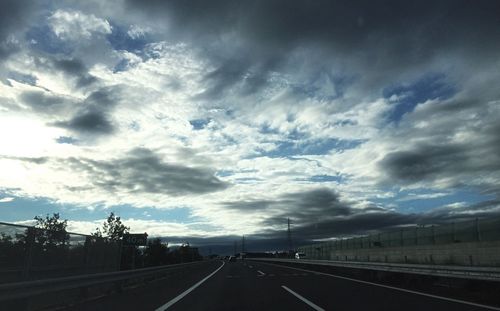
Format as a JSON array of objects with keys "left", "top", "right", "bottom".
[
  {"left": 127, "top": 25, "right": 151, "bottom": 39},
  {"left": 0, "top": 197, "right": 14, "bottom": 203},
  {"left": 48, "top": 9, "right": 112, "bottom": 41}
]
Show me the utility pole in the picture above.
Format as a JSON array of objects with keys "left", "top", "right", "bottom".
[
  {"left": 241, "top": 235, "right": 245, "bottom": 253},
  {"left": 234, "top": 240, "right": 238, "bottom": 256}
]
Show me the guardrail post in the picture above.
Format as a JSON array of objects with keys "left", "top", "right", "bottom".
[
  {"left": 452, "top": 222, "right": 456, "bottom": 242},
  {"left": 23, "top": 227, "right": 35, "bottom": 281},
  {"left": 116, "top": 239, "right": 123, "bottom": 271},
  {"left": 475, "top": 218, "right": 481, "bottom": 242},
  {"left": 431, "top": 225, "right": 435, "bottom": 244},
  {"left": 84, "top": 236, "right": 91, "bottom": 273}
]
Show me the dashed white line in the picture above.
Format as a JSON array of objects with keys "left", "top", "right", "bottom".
[
  {"left": 257, "top": 270, "right": 266, "bottom": 276},
  {"left": 248, "top": 265, "right": 253, "bottom": 268},
  {"left": 155, "top": 261, "right": 225, "bottom": 311},
  {"left": 282, "top": 285, "right": 325, "bottom": 311}
]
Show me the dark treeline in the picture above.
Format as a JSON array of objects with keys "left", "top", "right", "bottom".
[{"left": 0, "top": 213, "right": 202, "bottom": 282}]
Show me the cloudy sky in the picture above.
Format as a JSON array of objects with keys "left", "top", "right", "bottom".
[{"left": 1, "top": 0, "right": 500, "bottom": 251}]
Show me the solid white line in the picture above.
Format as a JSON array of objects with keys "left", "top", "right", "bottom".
[
  {"left": 257, "top": 270, "right": 265, "bottom": 276},
  {"left": 261, "top": 262, "right": 500, "bottom": 311},
  {"left": 155, "top": 261, "right": 225, "bottom": 311},
  {"left": 282, "top": 285, "right": 325, "bottom": 311}
]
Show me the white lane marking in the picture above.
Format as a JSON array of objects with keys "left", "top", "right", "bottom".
[
  {"left": 248, "top": 265, "right": 253, "bottom": 268},
  {"left": 155, "top": 261, "right": 225, "bottom": 311},
  {"left": 282, "top": 285, "right": 325, "bottom": 311},
  {"left": 257, "top": 270, "right": 265, "bottom": 276},
  {"left": 260, "top": 262, "right": 500, "bottom": 311}
]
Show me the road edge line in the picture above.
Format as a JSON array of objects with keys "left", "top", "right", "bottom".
[{"left": 155, "top": 261, "right": 225, "bottom": 311}]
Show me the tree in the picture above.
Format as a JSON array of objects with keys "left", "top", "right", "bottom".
[
  {"left": 92, "top": 212, "right": 129, "bottom": 241},
  {"left": 144, "top": 238, "right": 169, "bottom": 266},
  {"left": 33, "top": 213, "right": 69, "bottom": 248}
]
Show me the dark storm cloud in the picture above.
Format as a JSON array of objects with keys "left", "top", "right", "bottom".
[
  {"left": 0, "top": 149, "right": 227, "bottom": 196},
  {"left": 0, "top": 155, "right": 49, "bottom": 165},
  {"left": 126, "top": 0, "right": 500, "bottom": 97},
  {"left": 52, "top": 87, "right": 119, "bottom": 135},
  {"left": 165, "top": 197, "right": 500, "bottom": 253},
  {"left": 56, "top": 110, "right": 114, "bottom": 134},
  {"left": 222, "top": 188, "right": 352, "bottom": 216},
  {"left": 379, "top": 119, "right": 500, "bottom": 189},
  {"left": 0, "top": 0, "right": 36, "bottom": 58},
  {"left": 28, "top": 56, "right": 98, "bottom": 88},
  {"left": 19, "top": 90, "right": 70, "bottom": 114},
  {"left": 380, "top": 144, "right": 468, "bottom": 183},
  {"left": 63, "top": 148, "right": 229, "bottom": 196},
  {"left": 221, "top": 200, "right": 274, "bottom": 211},
  {"left": 222, "top": 187, "right": 500, "bottom": 242},
  {"left": 52, "top": 58, "right": 97, "bottom": 88},
  {"left": 260, "top": 201, "right": 500, "bottom": 242}
]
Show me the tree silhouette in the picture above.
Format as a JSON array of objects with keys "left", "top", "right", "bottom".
[
  {"left": 92, "top": 212, "right": 130, "bottom": 241},
  {"left": 143, "top": 238, "right": 169, "bottom": 266},
  {"left": 33, "top": 213, "right": 69, "bottom": 248}
]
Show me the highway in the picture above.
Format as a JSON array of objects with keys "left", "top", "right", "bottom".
[{"left": 68, "top": 260, "right": 500, "bottom": 311}]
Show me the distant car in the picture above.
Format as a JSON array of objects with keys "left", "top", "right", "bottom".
[
  {"left": 228, "top": 256, "right": 237, "bottom": 262},
  {"left": 295, "top": 252, "right": 306, "bottom": 259}
]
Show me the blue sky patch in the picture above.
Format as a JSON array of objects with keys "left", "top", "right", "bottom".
[
  {"left": 189, "top": 119, "right": 211, "bottom": 130},
  {"left": 373, "top": 188, "right": 495, "bottom": 214},
  {"left": 308, "top": 175, "right": 343, "bottom": 183},
  {"left": 26, "top": 24, "right": 73, "bottom": 55},
  {"left": 259, "top": 138, "right": 364, "bottom": 158},
  {"left": 0, "top": 194, "right": 196, "bottom": 232},
  {"left": 215, "top": 170, "right": 234, "bottom": 177},
  {"left": 7, "top": 72, "right": 37, "bottom": 86},
  {"left": 107, "top": 22, "right": 150, "bottom": 53},
  {"left": 56, "top": 136, "right": 77, "bottom": 144},
  {"left": 384, "top": 73, "right": 456, "bottom": 123}
]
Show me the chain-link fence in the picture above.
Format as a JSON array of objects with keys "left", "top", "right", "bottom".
[
  {"left": 0, "top": 222, "right": 120, "bottom": 284},
  {"left": 298, "top": 217, "right": 500, "bottom": 259}
]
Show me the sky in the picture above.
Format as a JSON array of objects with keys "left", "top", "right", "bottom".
[{"left": 1, "top": 0, "right": 500, "bottom": 252}]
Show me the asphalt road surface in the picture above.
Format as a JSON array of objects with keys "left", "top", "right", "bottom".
[{"left": 70, "top": 260, "right": 500, "bottom": 311}]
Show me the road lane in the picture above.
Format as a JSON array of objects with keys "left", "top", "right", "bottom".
[
  {"left": 166, "top": 260, "right": 311, "bottom": 311},
  {"left": 250, "top": 260, "right": 500, "bottom": 311},
  {"left": 66, "top": 261, "right": 222, "bottom": 311},
  {"left": 155, "top": 261, "right": 225, "bottom": 311}
]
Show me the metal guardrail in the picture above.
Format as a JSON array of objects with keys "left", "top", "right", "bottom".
[
  {"left": 0, "top": 260, "right": 209, "bottom": 302},
  {"left": 249, "top": 258, "right": 500, "bottom": 282}
]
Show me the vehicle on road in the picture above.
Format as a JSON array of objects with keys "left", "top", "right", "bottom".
[{"left": 295, "top": 252, "right": 306, "bottom": 259}]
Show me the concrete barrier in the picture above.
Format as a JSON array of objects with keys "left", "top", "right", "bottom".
[{"left": 322, "top": 240, "right": 500, "bottom": 266}]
